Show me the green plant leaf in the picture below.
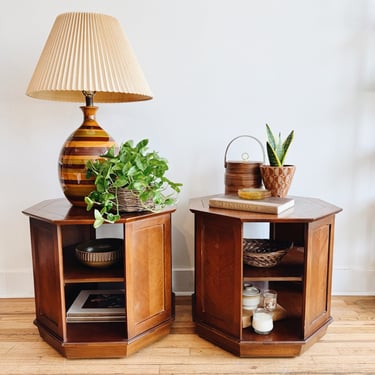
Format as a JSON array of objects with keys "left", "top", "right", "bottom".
[
  {"left": 266, "top": 124, "right": 276, "bottom": 150},
  {"left": 266, "top": 142, "right": 282, "bottom": 167},
  {"left": 84, "top": 196, "right": 94, "bottom": 211},
  {"left": 265, "top": 125, "right": 294, "bottom": 166},
  {"left": 280, "top": 130, "right": 294, "bottom": 165},
  {"left": 84, "top": 138, "right": 182, "bottom": 228},
  {"left": 113, "top": 176, "right": 128, "bottom": 187},
  {"left": 93, "top": 209, "right": 105, "bottom": 229}
]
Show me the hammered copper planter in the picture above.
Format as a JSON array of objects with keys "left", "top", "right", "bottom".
[{"left": 260, "top": 165, "right": 296, "bottom": 198}]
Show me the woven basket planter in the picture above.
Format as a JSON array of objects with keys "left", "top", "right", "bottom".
[
  {"left": 243, "top": 239, "right": 293, "bottom": 268},
  {"left": 109, "top": 187, "right": 152, "bottom": 213}
]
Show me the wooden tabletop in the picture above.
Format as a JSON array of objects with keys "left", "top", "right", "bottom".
[
  {"left": 189, "top": 195, "right": 342, "bottom": 223},
  {"left": 22, "top": 198, "right": 175, "bottom": 225}
]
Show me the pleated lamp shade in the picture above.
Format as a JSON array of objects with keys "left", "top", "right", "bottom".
[
  {"left": 26, "top": 12, "right": 153, "bottom": 207},
  {"left": 26, "top": 12, "right": 153, "bottom": 102}
]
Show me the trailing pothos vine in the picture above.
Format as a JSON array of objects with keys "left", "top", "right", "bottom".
[{"left": 85, "top": 139, "right": 182, "bottom": 228}]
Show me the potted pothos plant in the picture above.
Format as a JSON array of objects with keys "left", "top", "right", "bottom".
[
  {"left": 260, "top": 124, "right": 295, "bottom": 197},
  {"left": 84, "top": 139, "right": 182, "bottom": 228}
]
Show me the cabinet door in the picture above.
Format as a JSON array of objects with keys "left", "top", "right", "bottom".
[
  {"left": 194, "top": 213, "right": 243, "bottom": 338},
  {"left": 124, "top": 213, "right": 172, "bottom": 338},
  {"left": 303, "top": 215, "right": 335, "bottom": 338},
  {"left": 29, "top": 218, "right": 65, "bottom": 339}
]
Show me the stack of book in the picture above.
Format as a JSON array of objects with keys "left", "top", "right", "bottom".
[{"left": 66, "top": 289, "right": 126, "bottom": 323}]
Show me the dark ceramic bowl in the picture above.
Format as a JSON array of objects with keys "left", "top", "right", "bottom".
[{"left": 75, "top": 238, "right": 123, "bottom": 268}]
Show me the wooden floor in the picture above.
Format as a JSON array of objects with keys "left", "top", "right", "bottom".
[{"left": 0, "top": 296, "right": 374, "bottom": 375}]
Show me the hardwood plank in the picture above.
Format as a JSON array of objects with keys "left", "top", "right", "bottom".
[{"left": 0, "top": 296, "right": 374, "bottom": 374}]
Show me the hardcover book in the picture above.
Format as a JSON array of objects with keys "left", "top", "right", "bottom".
[
  {"left": 66, "top": 289, "right": 126, "bottom": 323},
  {"left": 208, "top": 195, "right": 294, "bottom": 214}
]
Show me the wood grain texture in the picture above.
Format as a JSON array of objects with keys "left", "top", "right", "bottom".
[
  {"left": 191, "top": 197, "right": 341, "bottom": 357},
  {"left": 0, "top": 296, "right": 374, "bottom": 374}
]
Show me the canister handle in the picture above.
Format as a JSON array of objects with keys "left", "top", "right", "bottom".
[{"left": 224, "top": 135, "right": 265, "bottom": 168}]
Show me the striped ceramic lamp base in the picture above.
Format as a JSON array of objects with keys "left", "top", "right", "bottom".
[{"left": 58, "top": 106, "right": 117, "bottom": 207}]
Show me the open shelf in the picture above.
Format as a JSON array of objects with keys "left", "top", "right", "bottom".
[
  {"left": 243, "top": 247, "right": 304, "bottom": 282},
  {"left": 64, "top": 282, "right": 125, "bottom": 312},
  {"left": 63, "top": 245, "right": 125, "bottom": 283},
  {"left": 66, "top": 322, "right": 127, "bottom": 342},
  {"left": 242, "top": 317, "right": 303, "bottom": 342},
  {"left": 241, "top": 283, "right": 303, "bottom": 342}
]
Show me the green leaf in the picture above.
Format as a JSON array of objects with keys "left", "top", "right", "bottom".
[
  {"left": 93, "top": 209, "right": 104, "bottom": 229},
  {"left": 101, "top": 145, "right": 116, "bottom": 159},
  {"left": 280, "top": 130, "right": 294, "bottom": 165},
  {"left": 266, "top": 124, "right": 276, "bottom": 150},
  {"left": 83, "top": 138, "right": 182, "bottom": 228},
  {"left": 84, "top": 196, "right": 94, "bottom": 211},
  {"left": 113, "top": 176, "right": 128, "bottom": 187},
  {"left": 105, "top": 213, "right": 120, "bottom": 223},
  {"left": 266, "top": 142, "right": 282, "bottom": 167},
  {"left": 265, "top": 124, "right": 294, "bottom": 166}
]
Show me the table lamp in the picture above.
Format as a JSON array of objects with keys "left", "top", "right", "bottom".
[{"left": 26, "top": 12, "right": 153, "bottom": 206}]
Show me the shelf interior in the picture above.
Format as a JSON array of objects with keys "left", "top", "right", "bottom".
[
  {"left": 241, "top": 285, "right": 303, "bottom": 342},
  {"left": 66, "top": 322, "right": 127, "bottom": 342},
  {"left": 242, "top": 317, "right": 303, "bottom": 342},
  {"left": 65, "top": 282, "right": 125, "bottom": 311},
  {"left": 243, "top": 247, "right": 304, "bottom": 281},
  {"left": 63, "top": 245, "right": 125, "bottom": 283}
]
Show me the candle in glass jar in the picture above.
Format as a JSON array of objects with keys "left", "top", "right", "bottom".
[
  {"left": 263, "top": 289, "right": 277, "bottom": 312},
  {"left": 252, "top": 308, "right": 273, "bottom": 334},
  {"left": 242, "top": 286, "right": 260, "bottom": 310}
]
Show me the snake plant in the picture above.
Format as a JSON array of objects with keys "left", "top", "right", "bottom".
[{"left": 265, "top": 124, "right": 294, "bottom": 167}]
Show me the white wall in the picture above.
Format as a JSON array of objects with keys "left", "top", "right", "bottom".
[{"left": 0, "top": 0, "right": 374, "bottom": 297}]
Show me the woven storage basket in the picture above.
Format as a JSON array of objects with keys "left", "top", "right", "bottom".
[
  {"left": 110, "top": 187, "right": 151, "bottom": 213},
  {"left": 243, "top": 239, "right": 293, "bottom": 268}
]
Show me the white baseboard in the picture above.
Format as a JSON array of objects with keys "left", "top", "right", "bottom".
[
  {"left": 0, "top": 269, "right": 34, "bottom": 298},
  {"left": 332, "top": 267, "right": 375, "bottom": 295},
  {"left": 172, "top": 268, "right": 195, "bottom": 296}
]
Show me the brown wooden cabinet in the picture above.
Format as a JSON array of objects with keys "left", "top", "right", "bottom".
[
  {"left": 189, "top": 195, "right": 342, "bottom": 357},
  {"left": 23, "top": 198, "right": 175, "bottom": 359}
]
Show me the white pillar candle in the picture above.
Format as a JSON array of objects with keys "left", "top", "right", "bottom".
[{"left": 252, "top": 308, "right": 273, "bottom": 334}]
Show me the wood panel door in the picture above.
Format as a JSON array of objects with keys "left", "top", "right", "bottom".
[
  {"left": 29, "top": 218, "right": 65, "bottom": 339},
  {"left": 124, "top": 213, "right": 172, "bottom": 338},
  {"left": 303, "top": 216, "right": 335, "bottom": 338},
  {"left": 194, "top": 213, "right": 243, "bottom": 338}
]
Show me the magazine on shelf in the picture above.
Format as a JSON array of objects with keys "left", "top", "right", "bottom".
[{"left": 66, "top": 289, "right": 126, "bottom": 323}]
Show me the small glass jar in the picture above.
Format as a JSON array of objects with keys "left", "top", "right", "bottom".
[
  {"left": 252, "top": 307, "right": 273, "bottom": 334},
  {"left": 242, "top": 286, "right": 260, "bottom": 310},
  {"left": 262, "top": 289, "right": 277, "bottom": 312}
]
